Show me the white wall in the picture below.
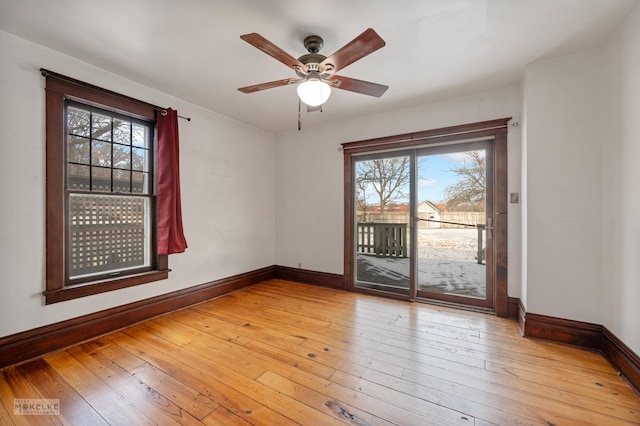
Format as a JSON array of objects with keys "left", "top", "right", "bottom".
[
  {"left": 520, "top": 3, "right": 640, "bottom": 355},
  {"left": 275, "top": 87, "right": 522, "bottom": 297},
  {"left": 602, "top": 4, "right": 640, "bottom": 354},
  {"left": 0, "top": 30, "right": 276, "bottom": 338},
  {"left": 521, "top": 50, "right": 604, "bottom": 324}
]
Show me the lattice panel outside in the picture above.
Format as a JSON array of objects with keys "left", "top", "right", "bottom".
[{"left": 69, "top": 194, "right": 149, "bottom": 278}]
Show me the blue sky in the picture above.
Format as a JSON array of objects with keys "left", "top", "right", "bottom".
[{"left": 418, "top": 153, "right": 467, "bottom": 204}]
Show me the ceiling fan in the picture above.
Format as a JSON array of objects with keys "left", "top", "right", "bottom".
[{"left": 238, "top": 28, "right": 388, "bottom": 108}]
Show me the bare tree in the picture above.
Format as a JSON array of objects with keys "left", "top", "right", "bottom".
[
  {"left": 67, "top": 107, "right": 147, "bottom": 191},
  {"left": 356, "top": 157, "right": 410, "bottom": 213},
  {"left": 443, "top": 151, "right": 486, "bottom": 211}
]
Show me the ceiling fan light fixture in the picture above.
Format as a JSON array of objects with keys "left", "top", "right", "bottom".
[{"left": 297, "top": 76, "right": 331, "bottom": 106}]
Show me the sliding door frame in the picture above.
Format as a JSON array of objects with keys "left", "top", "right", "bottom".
[{"left": 342, "top": 117, "right": 511, "bottom": 317}]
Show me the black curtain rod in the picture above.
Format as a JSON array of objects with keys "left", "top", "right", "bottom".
[
  {"left": 40, "top": 68, "right": 191, "bottom": 122},
  {"left": 158, "top": 108, "right": 191, "bottom": 121}
]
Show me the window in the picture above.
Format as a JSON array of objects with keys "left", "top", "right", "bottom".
[
  {"left": 66, "top": 102, "right": 153, "bottom": 281},
  {"left": 44, "top": 70, "right": 168, "bottom": 304}
]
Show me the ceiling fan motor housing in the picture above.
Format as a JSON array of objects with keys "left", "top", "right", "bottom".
[
  {"left": 297, "top": 35, "right": 331, "bottom": 78},
  {"left": 303, "top": 35, "right": 324, "bottom": 53}
]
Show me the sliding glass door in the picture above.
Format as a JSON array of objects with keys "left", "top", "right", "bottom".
[
  {"left": 353, "top": 152, "right": 412, "bottom": 297},
  {"left": 346, "top": 118, "right": 509, "bottom": 314},
  {"left": 415, "top": 141, "right": 494, "bottom": 309}
]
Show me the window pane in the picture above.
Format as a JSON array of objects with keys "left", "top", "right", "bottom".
[
  {"left": 113, "top": 118, "right": 131, "bottom": 145},
  {"left": 114, "top": 145, "right": 131, "bottom": 170},
  {"left": 68, "top": 164, "right": 90, "bottom": 190},
  {"left": 91, "top": 141, "right": 111, "bottom": 167},
  {"left": 132, "top": 147, "right": 147, "bottom": 172},
  {"left": 68, "top": 107, "right": 90, "bottom": 137},
  {"left": 132, "top": 171, "right": 148, "bottom": 193},
  {"left": 68, "top": 136, "right": 90, "bottom": 165},
  {"left": 132, "top": 123, "right": 148, "bottom": 148},
  {"left": 91, "top": 167, "right": 111, "bottom": 192},
  {"left": 92, "top": 113, "right": 112, "bottom": 141},
  {"left": 354, "top": 155, "right": 411, "bottom": 296},
  {"left": 69, "top": 194, "right": 150, "bottom": 279},
  {"left": 113, "top": 170, "right": 131, "bottom": 193}
]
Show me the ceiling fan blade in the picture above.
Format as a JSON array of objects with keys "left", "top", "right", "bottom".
[
  {"left": 240, "top": 33, "right": 306, "bottom": 71},
  {"left": 320, "top": 28, "right": 385, "bottom": 73},
  {"left": 238, "top": 78, "right": 301, "bottom": 94},
  {"left": 329, "top": 75, "right": 388, "bottom": 97}
]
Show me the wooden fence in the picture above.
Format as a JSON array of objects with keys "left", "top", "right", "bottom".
[{"left": 357, "top": 212, "right": 485, "bottom": 228}]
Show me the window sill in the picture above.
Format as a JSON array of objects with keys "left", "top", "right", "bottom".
[{"left": 43, "top": 269, "right": 170, "bottom": 305}]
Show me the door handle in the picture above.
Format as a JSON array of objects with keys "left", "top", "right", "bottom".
[{"left": 487, "top": 217, "right": 494, "bottom": 240}]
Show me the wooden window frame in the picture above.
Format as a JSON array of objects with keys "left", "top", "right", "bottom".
[{"left": 44, "top": 71, "right": 169, "bottom": 304}]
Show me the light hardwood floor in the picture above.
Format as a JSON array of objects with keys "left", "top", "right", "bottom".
[{"left": 1, "top": 279, "right": 638, "bottom": 425}]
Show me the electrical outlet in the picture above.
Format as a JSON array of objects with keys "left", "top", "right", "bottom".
[
  {"left": 297, "top": 262, "right": 302, "bottom": 268},
  {"left": 510, "top": 192, "right": 519, "bottom": 204}
]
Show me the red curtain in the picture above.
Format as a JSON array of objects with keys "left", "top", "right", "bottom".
[{"left": 157, "top": 108, "right": 188, "bottom": 255}]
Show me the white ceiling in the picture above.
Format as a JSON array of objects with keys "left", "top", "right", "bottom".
[{"left": 1, "top": 0, "right": 637, "bottom": 133}]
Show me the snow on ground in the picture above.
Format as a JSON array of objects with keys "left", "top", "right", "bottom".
[{"left": 357, "top": 228, "right": 486, "bottom": 299}]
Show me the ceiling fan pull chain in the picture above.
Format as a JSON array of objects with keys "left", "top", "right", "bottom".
[{"left": 298, "top": 97, "right": 302, "bottom": 131}]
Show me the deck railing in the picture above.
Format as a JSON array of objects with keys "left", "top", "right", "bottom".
[
  {"left": 357, "top": 220, "right": 486, "bottom": 263},
  {"left": 357, "top": 223, "right": 408, "bottom": 258}
]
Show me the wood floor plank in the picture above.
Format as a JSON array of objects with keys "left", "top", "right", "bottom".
[
  {"left": 122, "top": 326, "right": 346, "bottom": 425},
  {"left": 262, "top": 335, "right": 536, "bottom": 425},
  {"left": 484, "top": 360, "right": 640, "bottom": 407},
  {"left": 201, "top": 406, "right": 254, "bottom": 425},
  {"left": 258, "top": 355, "right": 474, "bottom": 426},
  {"left": 130, "top": 363, "right": 218, "bottom": 420},
  {"left": 0, "top": 398, "right": 17, "bottom": 426},
  {"left": 166, "top": 309, "right": 262, "bottom": 345},
  {"left": 0, "top": 279, "right": 638, "bottom": 425},
  {"left": 15, "top": 359, "right": 107, "bottom": 426},
  {"left": 188, "top": 333, "right": 337, "bottom": 380},
  {"left": 175, "top": 305, "right": 310, "bottom": 348},
  {"left": 107, "top": 330, "right": 302, "bottom": 425},
  {"left": 356, "top": 366, "right": 538, "bottom": 426},
  {"left": 333, "top": 311, "right": 610, "bottom": 368},
  {"left": 396, "top": 363, "right": 640, "bottom": 424},
  {"left": 1, "top": 367, "right": 62, "bottom": 425},
  {"left": 239, "top": 285, "right": 615, "bottom": 375},
  {"left": 128, "top": 325, "right": 267, "bottom": 381},
  {"left": 256, "top": 370, "right": 395, "bottom": 425},
  {"left": 244, "top": 339, "right": 341, "bottom": 379},
  {"left": 259, "top": 285, "right": 616, "bottom": 386},
  {"left": 43, "top": 350, "right": 155, "bottom": 426},
  {"left": 82, "top": 338, "right": 146, "bottom": 372},
  {"left": 67, "top": 342, "right": 204, "bottom": 425},
  {"left": 192, "top": 301, "right": 395, "bottom": 362},
  {"left": 140, "top": 316, "right": 200, "bottom": 347}
]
